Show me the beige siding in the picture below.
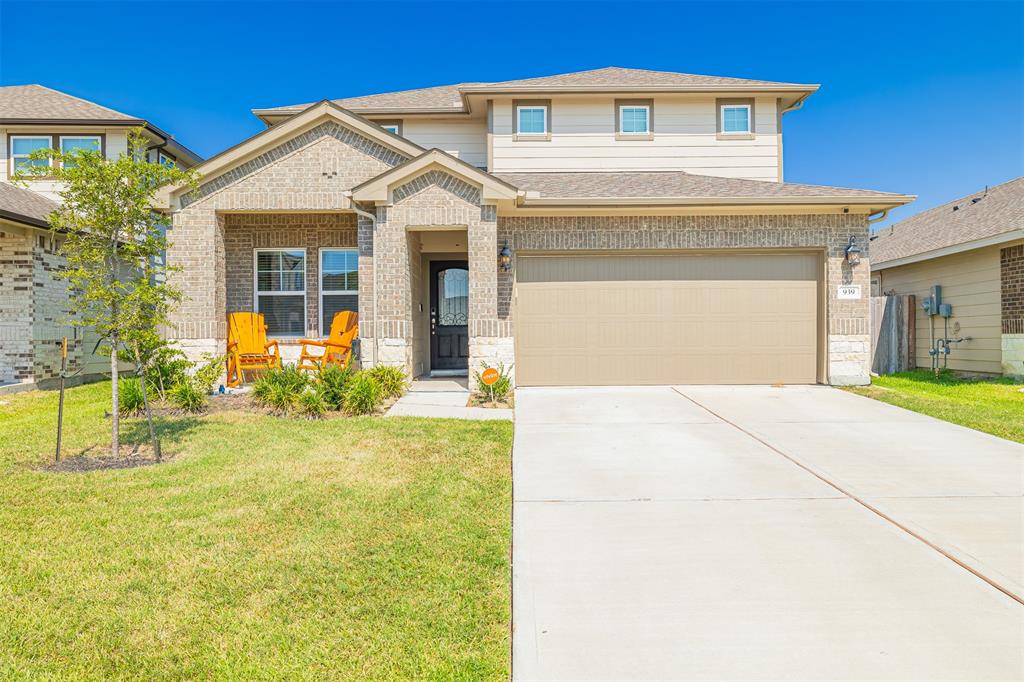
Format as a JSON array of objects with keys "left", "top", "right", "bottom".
[
  {"left": 400, "top": 119, "right": 488, "bottom": 168},
  {"left": 1, "top": 128, "right": 130, "bottom": 199},
  {"left": 490, "top": 95, "right": 780, "bottom": 179},
  {"left": 515, "top": 252, "right": 818, "bottom": 386},
  {"left": 876, "top": 246, "right": 1003, "bottom": 373}
]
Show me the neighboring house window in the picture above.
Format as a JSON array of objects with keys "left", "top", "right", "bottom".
[
  {"left": 10, "top": 136, "right": 51, "bottom": 173},
  {"left": 619, "top": 105, "right": 650, "bottom": 134},
  {"left": 382, "top": 125, "right": 399, "bottom": 134},
  {"left": 158, "top": 151, "right": 176, "bottom": 168},
  {"left": 720, "top": 104, "right": 752, "bottom": 134},
  {"left": 255, "top": 249, "right": 306, "bottom": 337},
  {"left": 517, "top": 106, "right": 547, "bottom": 134},
  {"left": 320, "top": 249, "right": 358, "bottom": 334},
  {"left": 59, "top": 135, "right": 101, "bottom": 168}
]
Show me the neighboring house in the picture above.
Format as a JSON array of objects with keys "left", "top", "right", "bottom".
[
  {"left": 871, "top": 177, "right": 1024, "bottom": 377},
  {"left": 0, "top": 85, "right": 201, "bottom": 388},
  {"left": 161, "top": 66, "right": 913, "bottom": 387}
]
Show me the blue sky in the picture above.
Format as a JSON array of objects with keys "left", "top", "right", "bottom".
[{"left": 1, "top": 0, "right": 1021, "bottom": 227}]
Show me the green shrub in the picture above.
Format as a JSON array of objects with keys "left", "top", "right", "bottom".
[
  {"left": 251, "top": 365, "right": 309, "bottom": 413},
  {"left": 343, "top": 371, "right": 383, "bottom": 415},
  {"left": 367, "top": 364, "right": 407, "bottom": 399},
  {"left": 298, "top": 387, "right": 329, "bottom": 418},
  {"left": 316, "top": 364, "right": 353, "bottom": 410},
  {"left": 118, "top": 378, "right": 146, "bottom": 416},
  {"left": 169, "top": 379, "right": 207, "bottom": 413},
  {"left": 193, "top": 353, "right": 226, "bottom": 393},
  {"left": 473, "top": 362, "right": 513, "bottom": 401},
  {"left": 117, "top": 334, "right": 190, "bottom": 399}
]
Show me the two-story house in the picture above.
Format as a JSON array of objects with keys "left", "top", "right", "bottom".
[
  {"left": 0, "top": 85, "right": 201, "bottom": 388},
  {"left": 162, "top": 66, "right": 913, "bottom": 387}
]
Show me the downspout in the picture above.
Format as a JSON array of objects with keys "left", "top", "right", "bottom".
[
  {"left": 867, "top": 208, "right": 890, "bottom": 224},
  {"left": 350, "top": 201, "right": 379, "bottom": 368}
]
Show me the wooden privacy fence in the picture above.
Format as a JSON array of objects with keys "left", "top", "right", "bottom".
[{"left": 870, "top": 295, "right": 916, "bottom": 375}]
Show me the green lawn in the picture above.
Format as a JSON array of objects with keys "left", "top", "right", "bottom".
[
  {"left": 0, "top": 381, "right": 513, "bottom": 680},
  {"left": 845, "top": 370, "right": 1024, "bottom": 443}
]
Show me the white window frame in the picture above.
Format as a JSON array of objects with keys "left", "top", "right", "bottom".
[
  {"left": 158, "top": 150, "right": 176, "bottom": 168},
  {"left": 516, "top": 106, "right": 548, "bottom": 135},
  {"left": 381, "top": 124, "right": 399, "bottom": 135},
  {"left": 618, "top": 104, "right": 650, "bottom": 135},
  {"left": 253, "top": 248, "right": 307, "bottom": 338},
  {"left": 318, "top": 248, "right": 359, "bottom": 336},
  {"left": 10, "top": 135, "right": 52, "bottom": 174},
  {"left": 719, "top": 103, "right": 752, "bottom": 135},
  {"left": 59, "top": 135, "right": 101, "bottom": 168}
]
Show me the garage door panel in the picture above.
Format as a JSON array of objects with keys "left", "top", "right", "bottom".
[{"left": 515, "top": 253, "right": 819, "bottom": 386}]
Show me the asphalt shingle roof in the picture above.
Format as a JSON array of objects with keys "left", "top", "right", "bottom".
[
  {"left": 495, "top": 171, "right": 908, "bottom": 201},
  {"left": 0, "top": 84, "right": 140, "bottom": 121},
  {"left": 0, "top": 182, "right": 58, "bottom": 227},
  {"left": 871, "top": 176, "right": 1024, "bottom": 265},
  {"left": 256, "top": 67, "right": 816, "bottom": 116}
]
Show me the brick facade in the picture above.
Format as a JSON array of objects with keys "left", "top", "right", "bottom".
[
  {"left": 0, "top": 229, "right": 94, "bottom": 386},
  {"left": 1001, "top": 244, "right": 1024, "bottom": 377},
  {"left": 1001, "top": 244, "right": 1023, "bottom": 334},
  {"left": 166, "top": 115, "right": 872, "bottom": 387}
]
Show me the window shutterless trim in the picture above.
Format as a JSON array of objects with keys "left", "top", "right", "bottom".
[
  {"left": 9, "top": 135, "right": 52, "bottom": 176},
  {"left": 318, "top": 247, "right": 359, "bottom": 336},
  {"left": 253, "top": 247, "right": 307, "bottom": 338},
  {"left": 157, "top": 150, "right": 177, "bottom": 167},
  {"left": 615, "top": 98, "right": 654, "bottom": 140},
  {"left": 9, "top": 133, "right": 107, "bottom": 177},
  {"left": 513, "top": 99, "right": 551, "bottom": 141},
  {"left": 716, "top": 98, "right": 755, "bottom": 140},
  {"left": 59, "top": 134, "right": 102, "bottom": 168}
]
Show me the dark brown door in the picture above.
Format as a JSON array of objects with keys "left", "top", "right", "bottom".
[{"left": 430, "top": 260, "right": 469, "bottom": 371}]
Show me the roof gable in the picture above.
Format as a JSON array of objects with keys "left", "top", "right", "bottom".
[
  {"left": 351, "top": 149, "right": 519, "bottom": 203},
  {"left": 168, "top": 101, "right": 424, "bottom": 206},
  {"left": 0, "top": 84, "right": 139, "bottom": 122}
]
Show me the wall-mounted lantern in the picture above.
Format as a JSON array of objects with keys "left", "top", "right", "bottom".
[
  {"left": 499, "top": 240, "right": 513, "bottom": 272},
  {"left": 845, "top": 236, "right": 862, "bottom": 267}
]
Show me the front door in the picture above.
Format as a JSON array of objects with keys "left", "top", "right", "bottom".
[{"left": 430, "top": 260, "right": 469, "bottom": 371}]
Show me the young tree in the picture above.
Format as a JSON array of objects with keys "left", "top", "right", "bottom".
[{"left": 16, "top": 130, "right": 197, "bottom": 458}]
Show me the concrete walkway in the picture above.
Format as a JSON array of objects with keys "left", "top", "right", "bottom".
[
  {"left": 513, "top": 385, "right": 1023, "bottom": 681},
  {"left": 385, "top": 377, "right": 513, "bottom": 420}
]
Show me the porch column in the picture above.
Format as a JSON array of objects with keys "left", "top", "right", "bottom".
[
  {"left": 371, "top": 205, "right": 414, "bottom": 368},
  {"left": 468, "top": 204, "right": 514, "bottom": 382},
  {"left": 166, "top": 207, "right": 226, "bottom": 360}
]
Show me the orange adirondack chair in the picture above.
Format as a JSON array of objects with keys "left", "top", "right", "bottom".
[
  {"left": 298, "top": 311, "right": 358, "bottom": 372},
  {"left": 226, "top": 312, "right": 281, "bottom": 387}
]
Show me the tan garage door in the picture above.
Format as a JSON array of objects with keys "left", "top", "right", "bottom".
[{"left": 514, "top": 253, "right": 819, "bottom": 386}]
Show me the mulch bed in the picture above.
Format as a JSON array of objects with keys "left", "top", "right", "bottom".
[
  {"left": 466, "top": 394, "right": 514, "bottom": 409},
  {"left": 41, "top": 443, "right": 167, "bottom": 473}
]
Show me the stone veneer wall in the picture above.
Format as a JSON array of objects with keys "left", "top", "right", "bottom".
[
  {"left": 1001, "top": 244, "right": 1024, "bottom": 376},
  {"left": 497, "top": 213, "right": 872, "bottom": 386}
]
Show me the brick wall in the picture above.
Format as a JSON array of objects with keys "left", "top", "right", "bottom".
[
  {"left": 0, "top": 231, "right": 34, "bottom": 383},
  {"left": 1001, "top": 244, "right": 1023, "bottom": 334},
  {"left": 223, "top": 213, "right": 357, "bottom": 337}
]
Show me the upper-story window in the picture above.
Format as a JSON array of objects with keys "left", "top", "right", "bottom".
[
  {"left": 720, "top": 103, "right": 752, "bottom": 135},
  {"left": 517, "top": 106, "right": 548, "bottom": 135},
  {"left": 158, "top": 151, "right": 176, "bottom": 168},
  {"left": 377, "top": 120, "right": 402, "bottom": 136},
  {"left": 60, "top": 135, "right": 101, "bottom": 168},
  {"left": 616, "top": 99, "right": 654, "bottom": 139},
  {"left": 10, "top": 136, "right": 52, "bottom": 173},
  {"left": 620, "top": 106, "right": 649, "bottom": 134}
]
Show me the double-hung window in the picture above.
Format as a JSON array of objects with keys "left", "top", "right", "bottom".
[
  {"left": 60, "top": 135, "right": 101, "bottom": 168},
  {"left": 10, "top": 136, "right": 51, "bottom": 173},
  {"left": 319, "top": 249, "right": 358, "bottom": 334},
  {"left": 158, "top": 151, "right": 176, "bottom": 168},
  {"left": 517, "top": 106, "right": 547, "bottom": 135},
  {"left": 619, "top": 105, "right": 650, "bottom": 135},
  {"left": 255, "top": 249, "right": 306, "bottom": 337},
  {"left": 720, "top": 104, "right": 752, "bottom": 135}
]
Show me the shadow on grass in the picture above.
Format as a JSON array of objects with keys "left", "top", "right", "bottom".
[{"left": 122, "top": 416, "right": 205, "bottom": 448}]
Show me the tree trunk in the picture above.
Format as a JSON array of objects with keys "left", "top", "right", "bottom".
[
  {"left": 110, "top": 332, "right": 120, "bottom": 459},
  {"left": 134, "top": 343, "right": 161, "bottom": 462}
]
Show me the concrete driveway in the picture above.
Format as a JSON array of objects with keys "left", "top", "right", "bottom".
[{"left": 513, "top": 385, "right": 1023, "bottom": 681}]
